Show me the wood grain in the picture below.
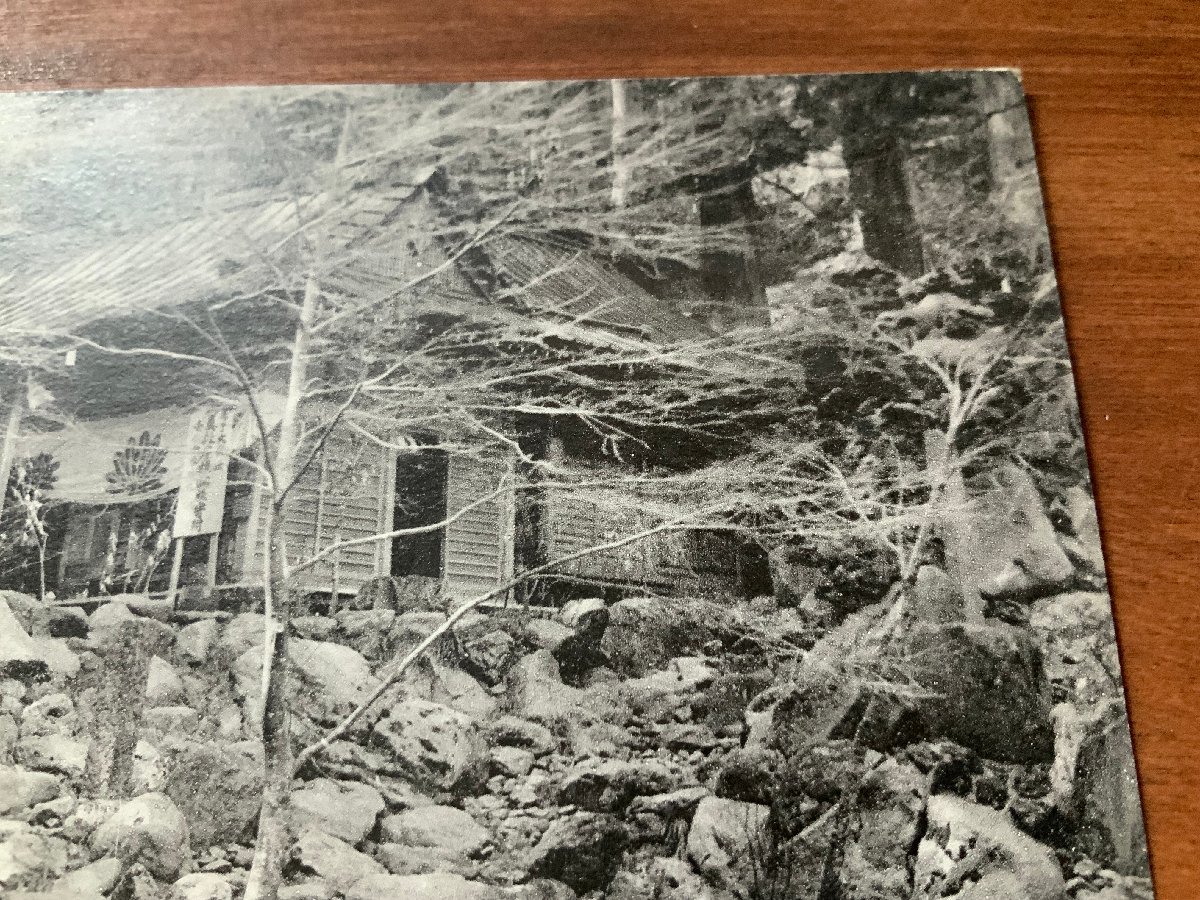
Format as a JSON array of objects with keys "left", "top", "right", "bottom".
[{"left": 3, "top": 2, "right": 1198, "bottom": 895}]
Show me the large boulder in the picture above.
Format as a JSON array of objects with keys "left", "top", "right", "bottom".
[
  {"left": 0, "top": 764, "right": 62, "bottom": 815},
  {"left": 289, "top": 778, "right": 385, "bottom": 846},
  {"left": 370, "top": 700, "right": 489, "bottom": 796},
  {"left": 686, "top": 796, "right": 770, "bottom": 896},
  {"left": 346, "top": 872, "right": 493, "bottom": 900},
  {"left": 161, "top": 739, "right": 263, "bottom": 846},
  {"left": 54, "top": 857, "right": 123, "bottom": 896},
  {"left": 290, "top": 828, "right": 386, "bottom": 891},
  {"left": 90, "top": 792, "right": 190, "bottom": 880},
  {"left": 962, "top": 464, "right": 1073, "bottom": 599},
  {"left": 0, "top": 820, "right": 70, "bottom": 891},
  {"left": 16, "top": 693, "right": 87, "bottom": 778},
  {"left": 335, "top": 609, "right": 397, "bottom": 660},
  {"left": 380, "top": 805, "right": 491, "bottom": 857},
  {"left": 769, "top": 620, "right": 1054, "bottom": 765},
  {"left": 600, "top": 598, "right": 710, "bottom": 677},
  {"left": 1067, "top": 700, "right": 1150, "bottom": 875},
  {"left": 526, "top": 812, "right": 630, "bottom": 894},
  {"left": 913, "top": 794, "right": 1064, "bottom": 900},
  {"left": 234, "top": 637, "right": 381, "bottom": 731},
  {"left": 0, "top": 597, "right": 52, "bottom": 681},
  {"left": 171, "top": 873, "right": 235, "bottom": 900},
  {"left": 556, "top": 758, "right": 677, "bottom": 813},
  {"left": 832, "top": 757, "right": 929, "bottom": 900}
]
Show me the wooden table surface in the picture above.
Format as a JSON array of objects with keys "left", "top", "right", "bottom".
[{"left": 3, "top": 1, "right": 1198, "bottom": 895}]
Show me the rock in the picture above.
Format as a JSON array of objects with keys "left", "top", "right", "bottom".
[
  {"left": 526, "top": 619, "right": 573, "bottom": 652},
  {"left": 559, "top": 597, "right": 607, "bottom": 629},
  {"left": 716, "top": 747, "right": 783, "bottom": 804},
  {"left": 0, "top": 820, "right": 70, "bottom": 891},
  {"left": 176, "top": 619, "right": 219, "bottom": 667},
  {"left": 489, "top": 716, "right": 558, "bottom": 756},
  {"left": 0, "top": 713, "right": 15, "bottom": 763},
  {"left": 0, "top": 597, "right": 53, "bottom": 681},
  {"left": 380, "top": 805, "right": 490, "bottom": 857},
  {"left": 89, "top": 602, "right": 174, "bottom": 649},
  {"left": 768, "top": 545, "right": 825, "bottom": 607},
  {"left": 770, "top": 621, "right": 1054, "bottom": 765},
  {"left": 1031, "top": 591, "right": 1122, "bottom": 707},
  {"left": 834, "top": 757, "right": 928, "bottom": 900},
  {"left": 235, "top": 637, "right": 381, "bottom": 731},
  {"left": 218, "top": 613, "right": 268, "bottom": 659},
  {"left": 661, "top": 722, "right": 719, "bottom": 752},
  {"left": 161, "top": 739, "right": 263, "bottom": 846},
  {"left": 0, "top": 764, "right": 62, "bottom": 815},
  {"left": 460, "top": 628, "right": 519, "bottom": 686},
  {"left": 370, "top": 700, "right": 489, "bottom": 795},
  {"left": 526, "top": 812, "right": 630, "bottom": 894},
  {"left": 91, "top": 792, "right": 190, "bottom": 880},
  {"left": 912, "top": 565, "right": 965, "bottom": 623},
  {"left": 335, "top": 609, "right": 397, "bottom": 660},
  {"left": 16, "top": 734, "right": 87, "bottom": 778},
  {"left": 172, "top": 872, "right": 235, "bottom": 900},
  {"left": 404, "top": 659, "right": 497, "bottom": 719},
  {"left": 61, "top": 798, "right": 122, "bottom": 844},
  {"left": 501, "top": 878, "right": 579, "bottom": 900},
  {"left": 508, "top": 651, "right": 609, "bottom": 728},
  {"left": 492, "top": 745, "right": 535, "bottom": 778},
  {"left": 0, "top": 591, "right": 48, "bottom": 634},
  {"left": 291, "top": 828, "right": 386, "bottom": 890},
  {"left": 346, "top": 872, "right": 494, "bottom": 900},
  {"left": 146, "top": 655, "right": 186, "bottom": 705},
  {"left": 292, "top": 615, "right": 339, "bottom": 642},
  {"left": 628, "top": 786, "right": 711, "bottom": 818},
  {"left": 557, "top": 758, "right": 676, "bottom": 813},
  {"left": 1069, "top": 700, "right": 1150, "bottom": 875},
  {"left": 686, "top": 796, "right": 769, "bottom": 895},
  {"left": 373, "top": 843, "right": 471, "bottom": 877},
  {"left": 289, "top": 778, "right": 385, "bottom": 845},
  {"left": 553, "top": 602, "right": 611, "bottom": 688},
  {"left": 601, "top": 598, "right": 710, "bottom": 677},
  {"left": 145, "top": 705, "right": 201, "bottom": 735},
  {"left": 54, "top": 857, "right": 122, "bottom": 895},
  {"left": 913, "top": 795, "right": 1065, "bottom": 900},
  {"left": 278, "top": 880, "right": 337, "bottom": 900},
  {"left": 132, "top": 739, "right": 166, "bottom": 793},
  {"left": 964, "top": 464, "right": 1073, "bottom": 599}
]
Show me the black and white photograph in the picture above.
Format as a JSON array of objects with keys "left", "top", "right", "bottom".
[{"left": 0, "top": 72, "right": 1153, "bottom": 900}]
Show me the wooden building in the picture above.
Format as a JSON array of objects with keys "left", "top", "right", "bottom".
[{"left": 0, "top": 176, "right": 749, "bottom": 607}]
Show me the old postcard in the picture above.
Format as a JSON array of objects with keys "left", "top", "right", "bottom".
[{"left": 0, "top": 72, "right": 1152, "bottom": 900}]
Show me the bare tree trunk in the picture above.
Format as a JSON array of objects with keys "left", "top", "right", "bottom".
[
  {"left": 609, "top": 80, "right": 630, "bottom": 209},
  {"left": 841, "top": 83, "right": 925, "bottom": 277},
  {"left": 244, "top": 273, "right": 319, "bottom": 900}
]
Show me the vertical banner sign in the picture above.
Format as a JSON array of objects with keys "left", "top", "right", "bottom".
[{"left": 173, "top": 406, "right": 242, "bottom": 538}]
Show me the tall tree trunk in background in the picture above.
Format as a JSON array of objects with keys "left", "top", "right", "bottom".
[
  {"left": 696, "top": 179, "right": 769, "bottom": 330},
  {"left": 609, "top": 80, "right": 631, "bottom": 210},
  {"left": 244, "top": 273, "right": 320, "bottom": 900},
  {"left": 841, "top": 87, "right": 925, "bottom": 278}
]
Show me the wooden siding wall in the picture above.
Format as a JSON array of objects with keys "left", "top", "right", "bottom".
[
  {"left": 543, "top": 492, "right": 735, "bottom": 594},
  {"left": 247, "top": 428, "right": 389, "bottom": 596},
  {"left": 443, "top": 453, "right": 514, "bottom": 600}
]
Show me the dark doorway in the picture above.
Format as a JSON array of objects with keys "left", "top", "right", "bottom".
[{"left": 391, "top": 449, "right": 448, "bottom": 578}]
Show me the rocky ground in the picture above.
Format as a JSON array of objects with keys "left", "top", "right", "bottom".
[{"left": 0, "top": 574, "right": 1156, "bottom": 900}]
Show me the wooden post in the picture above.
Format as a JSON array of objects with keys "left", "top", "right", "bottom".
[
  {"left": 204, "top": 532, "right": 220, "bottom": 598},
  {"left": 167, "top": 537, "right": 184, "bottom": 609}
]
